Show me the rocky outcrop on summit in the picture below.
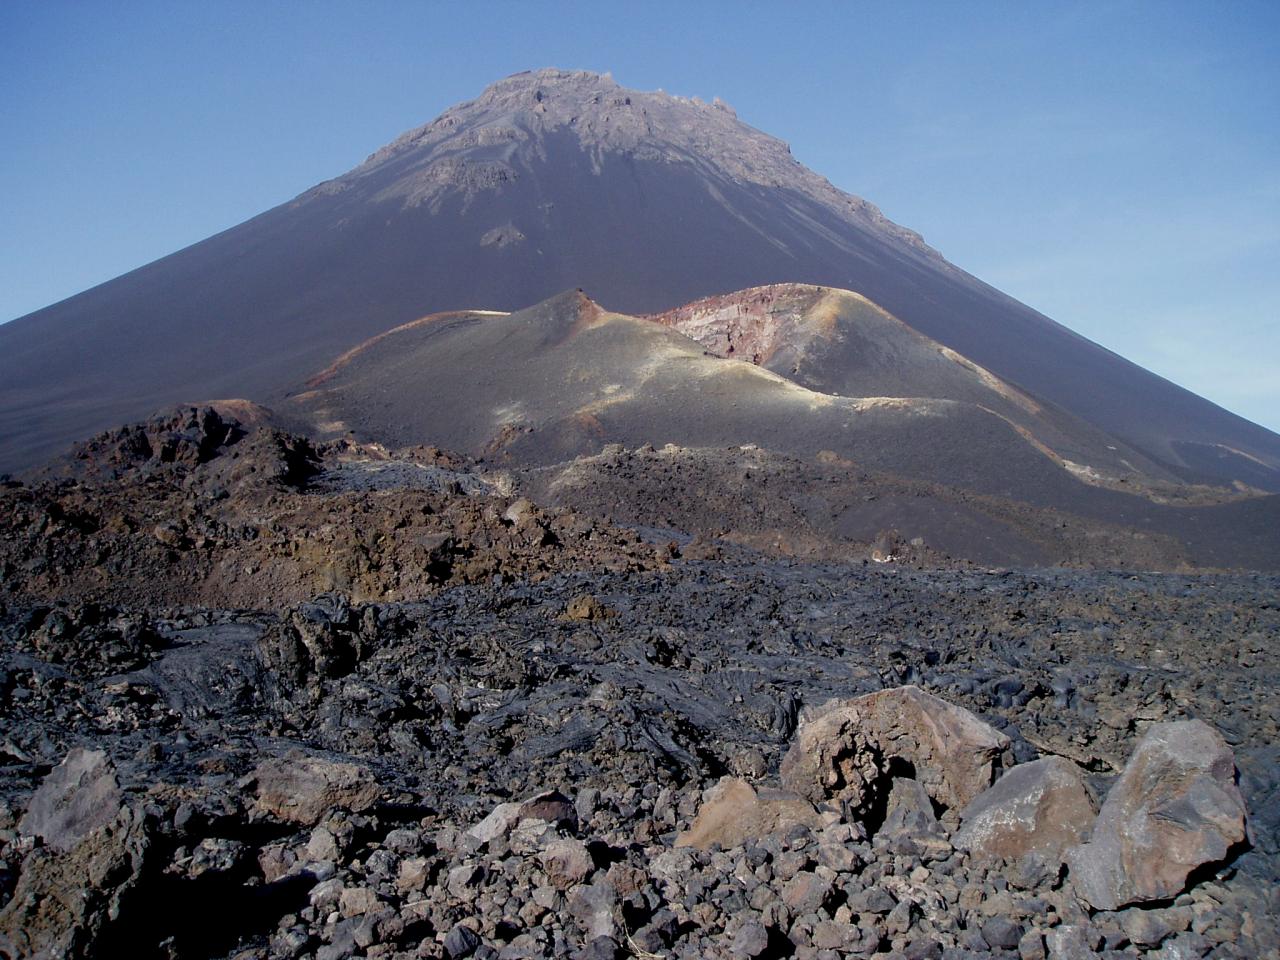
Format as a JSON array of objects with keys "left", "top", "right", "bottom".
[{"left": 349, "top": 69, "right": 930, "bottom": 252}]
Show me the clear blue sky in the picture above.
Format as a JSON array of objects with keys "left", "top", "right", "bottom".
[{"left": 3, "top": 1, "right": 1277, "bottom": 432}]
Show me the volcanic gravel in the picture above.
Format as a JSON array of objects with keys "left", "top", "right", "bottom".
[{"left": 1, "top": 558, "right": 1276, "bottom": 959}]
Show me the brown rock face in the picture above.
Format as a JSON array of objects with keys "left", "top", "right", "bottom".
[
  {"left": 251, "top": 752, "right": 381, "bottom": 825},
  {"left": 675, "top": 777, "right": 824, "bottom": 851},
  {"left": 1064, "top": 720, "right": 1248, "bottom": 910},
  {"left": 518, "top": 790, "right": 579, "bottom": 832},
  {"left": 780, "top": 686, "right": 1012, "bottom": 816},
  {"left": 953, "top": 756, "right": 1097, "bottom": 863},
  {"left": 649, "top": 283, "right": 833, "bottom": 367},
  {"left": 562, "top": 595, "right": 614, "bottom": 623}
]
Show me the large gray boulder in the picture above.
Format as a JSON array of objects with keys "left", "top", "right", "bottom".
[
  {"left": 780, "top": 685, "right": 1012, "bottom": 816},
  {"left": 1065, "top": 720, "right": 1248, "bottom": 910},
  {"left": 17, "top": 747, "right": 123, "bottom": 854},
  {"left": 954, "top": 756, "right": 1096, "bottom": 863}
]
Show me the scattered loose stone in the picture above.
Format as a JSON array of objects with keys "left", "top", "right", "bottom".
[
  {"left": 519, "top": 790, "right": 579, "bottom": 831},
  {"left": 981, "top": 915, "right": 1025, "bottom": 950},
  {"left": 444, "top": 922, "right": 482, "bottom": 958},
  {"left": 1119, "top": 907, "right": 1177, "bottom": 948},
  {"left": 0, "top": 544, "right": 1272, "bottom": 958},
  {"left": 539, "top": 837, "right": 593, "bottom": 889},
  {"left": 468, "top": 801, "right": 524, "bottom": 845},
  {"left": 1044, "top": 923, "right": 1101, "bottom": 959},
  {"left": 730, "top": 919, "right": 769, "bottom": 957}
]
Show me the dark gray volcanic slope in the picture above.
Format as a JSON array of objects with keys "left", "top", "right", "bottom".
[{"left": 2, "top": 69, "right": 1277, "bottom": 484}]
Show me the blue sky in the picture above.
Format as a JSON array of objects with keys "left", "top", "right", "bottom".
[{"left": 2, "top": 1, "right": 1277, "bottom": 431}]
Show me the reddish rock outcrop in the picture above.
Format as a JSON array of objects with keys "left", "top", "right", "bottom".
[{"left": 675, "top": 777, "right": 825, "bottom": 851}]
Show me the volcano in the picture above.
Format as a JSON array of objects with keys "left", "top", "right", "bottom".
[
  {"left": 5, "top": 67, "right": 1280, "bottom": 960},
  {"left": 2, "top": 68, "right": 1278, "bottom": 497}
]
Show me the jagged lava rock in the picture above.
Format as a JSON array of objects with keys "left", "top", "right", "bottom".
[
  {"left": 1044, "top": 923, "right": 1101, "bottom": 959},
  {"left": 539, "top": 837, "right": 594, "bottom": 889},
  {"left": 879, "top": 776, "right": 952, "bottom": 858},
  {"left": 954, "top": 755, "right": 1096, "bottom": 863},
  {"left": 1065, "top": 720, "right": 1248, "bottom": 910},
  {"left": 17, "top": 747, "right": 123, "bottom": 853},
  {"left": 780, "top": 685, "right": 1012, "bottom": 815},
  {"left": 675, "top": 776, "right": 824, "bottom": 850},
  {"left": 250, "top": 751, "right": 380, "bottom": 825},
  {"left": 518, "top": 789, "right": 579, "bottom": 832},
  {"left": 0, "top": 752, "right": 146, "bottom": 959},
  {"left": 468, "top": 800, "right": 524, "bottom": 845},
  {"left": 562, "top": 595, "right": 614, "bottom": 623}
]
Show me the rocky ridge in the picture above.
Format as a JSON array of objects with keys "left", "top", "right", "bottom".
[{"left": 0, "top": 406, "right": 669, "bottom": 610}]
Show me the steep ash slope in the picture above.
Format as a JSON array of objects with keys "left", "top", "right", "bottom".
[
  {"left": 288, "top": 289, "right": 1280, "bottom": 570},
  {"left": 1, "top": 69, "right": 1276, "bottom": 489},
  {"left": 651, "top": 283, "right": 1183, "bottom": 490},
  {"left": 287, "top": 291, "right": 1106, "bottom": 505},
  {"left": 519, "top": 442, "right": 1280, "bottom": 572}
]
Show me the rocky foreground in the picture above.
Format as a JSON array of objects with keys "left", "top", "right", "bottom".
[
  {"left": 0, "top": 410, "right": 1277, "bottom": 959},
  {"left": 1, "top": 557, "right": 1277, "bottom": 959}
]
